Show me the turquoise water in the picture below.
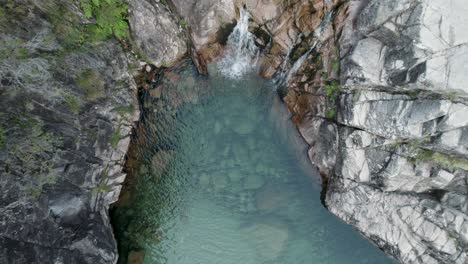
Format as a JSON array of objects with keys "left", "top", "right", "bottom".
[{"left": 111, "top": 64, "right": 394, "bottom": 264}]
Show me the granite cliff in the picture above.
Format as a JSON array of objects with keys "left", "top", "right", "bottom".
[{"left": 0, "top": 0, "right": 467, "bottom": 263}]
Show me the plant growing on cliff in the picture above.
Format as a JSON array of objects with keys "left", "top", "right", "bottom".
[
  {"left": 64, "top": 95, "right": 81, "bottom": 114},
  {"left": 76, "top": 68, "right": 105, "bottom": 100},
  {"left": 323, "top": 80, "right": 341, "bottom": 120},
  {"left": 110, "top": 128, "right": 121, "bottom": 148},
  {"left": 324, "top": 80, "right": 341, "bottom": 101},
  {"left": 79, "top": 0, "right": 129, "bottom": 40},
  {"left": 414, "top": 149, "right": 468, "bottom": 170}
]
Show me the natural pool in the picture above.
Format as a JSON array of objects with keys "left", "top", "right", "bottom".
[{"left": 111, "top": 64, "right": 395, "bottom": 264}]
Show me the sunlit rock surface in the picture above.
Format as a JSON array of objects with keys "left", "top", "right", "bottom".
[
  {"left": 128, "top": 0, "right": 187, "bottom": 67},
  {"left": 281, "top": 0, "right": 468, "bottom": 263},
  {"left": 341, "top": 0, "right": 468, "bottom": 93}
]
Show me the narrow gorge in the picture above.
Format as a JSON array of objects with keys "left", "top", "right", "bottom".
[{"left": 0, "top": 0, "right": 467, "bottom": 264}]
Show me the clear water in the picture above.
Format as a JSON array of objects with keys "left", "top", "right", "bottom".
[{"left": 111, "top": 64, "right": 395, "bottom": 264}]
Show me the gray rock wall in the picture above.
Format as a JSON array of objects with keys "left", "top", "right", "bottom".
[
  {"left": 287, "top": 0, "right": 468, "bottom": 263},
  {"left": 0, "top": 1, "right": 139, "bottom": 263}
]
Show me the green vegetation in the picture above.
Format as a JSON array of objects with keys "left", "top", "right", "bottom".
[
  {"left": 110, "top": 129, "right": 121, "bottom": 148},
  {"left": 64, "top": 95, "right": 81, "bottom": 114},
  {"left": 179, "top": 19, "right": 188, "bottom": 28},
  {"left": 390, "top": 136, "right": 432, "bottom": 148},
  {"left": 91, "top": 168, "right": 112, "bottom": 194},
  {"left": 323, "top": 80, "right": 341, "bottom": 120},
  {"left": 413, "top": 149, "right": 468, "bottom": 170},
  {"left": 93, "top": 181, "right": 113, "bottom": 192},
  {"left": 325, "top": 109, "right": 337, "bottom": 119},
  {"left": 47, "top": 0, "right": 129, "bottom": 49},
  {"left": 79, "top": 0, "right": 129, "bottom": 40},
  {"left": 324, "top": 80, "right": 341, "bottom": 101},
  {"left": 331, "top": 59, "right": 340, "bottom": 73},
  {"left": 5, "top": 115, "right": 61, "bottom": 199},
  {"left": 113, "top": 105, "right": 135, "bottom": 116},
  {"left": 0, "top": 38, "right": 29, "bottom": 60},
  {"left": 76, "top": 68, "right": 105, "bottom": 100}
]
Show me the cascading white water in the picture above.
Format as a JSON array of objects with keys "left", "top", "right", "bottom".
[
  {"left": 285, "top": 41, "right": 318, "bottom": 82},
  {"left": 218, "top": 8, "right": 259, "bottom": 79},
  {"left": 283, "top": 11, "right": 334, "bottom": 84}
]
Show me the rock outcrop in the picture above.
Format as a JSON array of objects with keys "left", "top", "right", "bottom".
[
  {"left": 172, "top": 0, "right": 235, "bottom": 55},
  {"left": 128, "top": 0, "right": 188, "bottom": 67},
  {"left": 275, "top": 0, "right": 468, "bottom": 263},
  {"left": 0, "top": 0, "right": 186, "bottom": 262}
]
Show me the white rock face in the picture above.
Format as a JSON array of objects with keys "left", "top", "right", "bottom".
[
  {"left": 342, "top": 0, "right": 468, "bottom": 93},
  {"left": 172, "top": 0, "right": 235, "bottom": 49},
  {"left": 128, "top": 0, "right": 187, "bottom": 67},
  {"left": 277, "top": 0, "right": 468, "bottom": 263}
]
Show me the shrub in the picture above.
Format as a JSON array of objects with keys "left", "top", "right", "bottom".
[
  {"left": 110, "top": 129, "right": 120, "bottom": 148},
  {"left": 76, "top": 68, "right": 105, "bottom": 100},
  {"left": 324, "top": 80, "right": 341, "bottom": 101},
  {"left": 79, "top": 0, "right": 129, "bottom": 41},
  {"left": 325, "top": 109, "right": 336, "bottom": 120},
  {"left": 64, "top": 95, "right": 80, "bottom": 114}
]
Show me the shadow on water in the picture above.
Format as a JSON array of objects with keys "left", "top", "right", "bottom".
[{"left": 110, "top": 61, "right": 396, "bottom": 264}]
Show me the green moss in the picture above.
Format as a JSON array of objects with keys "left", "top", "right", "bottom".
[
  {"left": 76, "top": 68, "right": 105, "bottom": 100},
  {"left": 325, "top": 109, "right": 336, "bottom": 120},
  {"left": 64, "top": 95, "right": 81, "bottom": 114},
  {"left": 331, "top": 60, "right": 340, "bottom": 73},
  {"left": 414, "top": 149, "right": 468, "bottom": 170},
  {"left": 113, "top": 105, "right": 135, "bottom": 116},
  {"left": 110, "top": 129, "right": 121, "bottom": 148},
  {"left": 93, "top": 182, "right": 113, "bottom": 193}
]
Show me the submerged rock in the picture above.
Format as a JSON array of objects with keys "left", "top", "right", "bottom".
[
  {"left": 243, "top": 174, "right": 265, "bottom": 190},
  {"left": 242, "top": 222, "right": 289, "bottom": 262}
]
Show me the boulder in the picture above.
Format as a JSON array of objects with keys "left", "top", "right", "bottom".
[{"left": 128, "top": 0, "right": 188, "bottom": 67}]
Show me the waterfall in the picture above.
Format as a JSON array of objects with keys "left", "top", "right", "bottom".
[
  {"left": 284, "top": 41, "right": 318, "bottom": 83},
  {"left": 279, "top": 11, "right": 334, "bottom": 84},
  {"left": 217, "top": 8, "right": 259, "bottom": 79}
]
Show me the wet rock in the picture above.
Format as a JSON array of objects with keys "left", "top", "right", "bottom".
[
  {"left": 149, "top": 87, "right": 162, "bottom": 98},
  {"left": 127, "top": 250, "right": 145, "bottom": 264}
]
